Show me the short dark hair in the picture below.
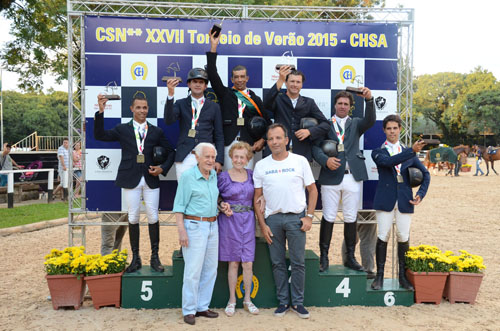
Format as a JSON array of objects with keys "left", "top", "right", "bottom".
[
  {"left": 5, "top": 143, "right": 11, "bottom": 148},
  {"left": 131, "top": 91, "right": 148, "bottom": 107},
  {"left": 63, "top": 137, "right": 69, "bottom": 141},
  {"left": 267, "top": 123, "right": 288, "bottom": 138},
  {"left": 334, "top": 91, "right": 354, "bottom": 107},
  {"left": 231, "top": 65, "right": 247, "bottom": 77},
  {"left": 286, "top": 70, "right": 306, "bottom": 83},
  {"left": 383, "top": 114, "right": 402, "bottom": 129}
]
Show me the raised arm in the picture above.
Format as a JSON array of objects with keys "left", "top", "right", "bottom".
[
  {"left": 93, "top": 94, "right": 120, "bottom": 142},
  {"left": 163, "top": 79, "right": 180, "bottom": 125}
]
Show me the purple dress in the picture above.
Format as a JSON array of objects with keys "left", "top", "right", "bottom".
[{"left": 217, "top": 169, "right": 256, "bottom": 262}]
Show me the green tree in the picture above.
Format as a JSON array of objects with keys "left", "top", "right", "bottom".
[
  {"left": 413, "top": 72, "right": 465, "bottom": 144},
  {"left": 1, "top": 0, "right": 67, "bottom": 92},
  {"left": 1, "top": 0, "right": 384, "bottom": 92},
  {"left": 463, "top": 87, "right": 500, "bottom": 140},
  {"left": 3, "top": 91, "right": 68, "bottom": 143}
]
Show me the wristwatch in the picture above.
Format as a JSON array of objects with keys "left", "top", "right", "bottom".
[{"left": 306, "top": 213, "right": 314, "bottom": 219}]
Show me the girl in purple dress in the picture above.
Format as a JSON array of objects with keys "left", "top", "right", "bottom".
[{"left": 217, "top": 142, "right": 259, "bottom": 316}]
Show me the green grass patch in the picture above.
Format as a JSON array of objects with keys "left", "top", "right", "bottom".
[{"left": 0, "top": 202, "right": 68, "bottom": 229}]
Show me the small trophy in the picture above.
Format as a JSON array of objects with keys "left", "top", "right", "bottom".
[
  {"left": 346, "top": 75, "right": 364, "bottom": 95},
  {"left": 161, "top": 62, "right": 183, "bottom": 83},
  {"left": 103, "top": 81, "right": 120, "bottom": 100},
  {"left": 275, "top": 51, "right": 296, "bottom": 71}
]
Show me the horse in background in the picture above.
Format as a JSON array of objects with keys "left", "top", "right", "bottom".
[
  {"left": 423, "top": 145, "right": 470, "bottom": 176},
  {"left": 472, "top": 145, "right": 500, "bottom": 176},
  {"left": 423, "top": 152, "right": 448, "bottom": 175}
]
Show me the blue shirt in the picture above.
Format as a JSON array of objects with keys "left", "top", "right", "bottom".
[{"left": 172, "top": 165, "right": 219, "bottom": 217}]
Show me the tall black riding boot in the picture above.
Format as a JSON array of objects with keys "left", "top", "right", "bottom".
[
  {"left": 371, "top": 239, "right": 388, "bottom": 290},
  {"left": 125, "top": 223, "right": 142, "bottom": 273},
  {"left": 319, "top": 217, "right": 334, "bottom": 272},
  {"left": 398, "top": 241, "right": 414, "bottom": 290},
  {"left": 344, "top": 222, "right": 365, "bottom": 272},
  {"left": 149, "top": 222, "right": 164, "bottom": 272}
]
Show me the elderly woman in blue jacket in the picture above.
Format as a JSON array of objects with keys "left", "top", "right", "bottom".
[{"left": 370, "top": 115, "right": 430, "bottom": 291}]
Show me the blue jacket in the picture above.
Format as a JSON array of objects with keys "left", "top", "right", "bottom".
[
  {"left": 164, "top": 96, "right": 224, "bottom": 165},
  {"left": 371, "top": 145, "right": 430, "bottom": 213}
]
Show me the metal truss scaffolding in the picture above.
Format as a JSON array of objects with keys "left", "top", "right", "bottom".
[{"left": 67, "top": 0, "right": 414, "bottom": 247}]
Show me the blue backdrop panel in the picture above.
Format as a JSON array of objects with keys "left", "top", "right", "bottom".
[
  {"left": 365, "top": 60, "right": 398, "bottom": 91},
  {"left": 85, "top": 17, "right": 398, "bottom": 59},
  {"left": 364, "top": 121, "right": 386, "bottom": 150},
  {"left": 156, "top": 120, "right": 180, "bottom": 148},
  {"left": 86, "top": 180, "right": 122, "bottom": 211},
  {"left": 85, "top": 117, "right": 122, "bottom": 149},
  {"left": 84, "top": 16, "right": 398, "bottom": 212},
  {"left": 157, "top": 56, "right": 193, "bottom": 88},
  {"left": 159, "top": 180, "right": 178, "bottom": 211},
  {"left": 85, "top": 54, "right": 122, "bottom": 86},
  {"left": 362, "top": 180, "right": 378, "bottom": 210},
  {"left": 299, "top": 58, "right": 331, "bottom": 89}
]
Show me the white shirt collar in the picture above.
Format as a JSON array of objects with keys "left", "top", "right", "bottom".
[
  {"left": 290, "top": 97, "right": 298, "bottom": 108},
  {"left": 192, "top": 95, "right": 205, "bottom": 106},
  {"left": 334, "top": 115, "right": 349, "bottom": 127},
  {"left": 133, "top": 120, "right": 147, "bottom": 130},
  {"left": 385, "top": 140, "right": 401, "bottom": 153}
]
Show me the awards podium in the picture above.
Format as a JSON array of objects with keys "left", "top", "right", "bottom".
[{"left": 121, "top": 238, "right": 414, "bottom": 309}]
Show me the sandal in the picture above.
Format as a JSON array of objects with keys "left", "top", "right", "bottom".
[
  {"left": 225, "top": 302, "right": 236, "bottom": 317},
  {"left": 243, "top": 301, "right": 259, "bottom": 315}
]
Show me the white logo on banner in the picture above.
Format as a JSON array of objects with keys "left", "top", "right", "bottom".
[
  {"left": 121, "top": 54, "right": 157, "bottom": 87},
  {"left": 86, "top": 149, "right": 121, "bottom": 181},
  {"left": 372, "top": 90, "right": 397, "bottom": 120},
  {"left": 331, "top": 58, "right": 364, "bottom": 90}
]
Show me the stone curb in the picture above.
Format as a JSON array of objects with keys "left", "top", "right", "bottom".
[{"left": 0, "top": 217, "right": 68, "bottom": 237}]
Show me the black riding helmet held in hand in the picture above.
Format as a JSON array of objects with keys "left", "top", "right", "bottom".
[
  {"left": 247, "top": 116, "right": 267, "bottom": 141},
  {"left": 408, "top": 167, "right": 423, "bottom": 187}
]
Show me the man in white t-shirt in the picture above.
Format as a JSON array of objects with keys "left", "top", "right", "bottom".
[{"left": 253, "top": 123, "right": 317, "bottom": 319}]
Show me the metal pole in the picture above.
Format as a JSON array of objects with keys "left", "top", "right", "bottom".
[
  {"left": 48, "top": 169, "right": 54, "bottom": 202},
  {"left": 7, "top": 171, "right": 14, "bottom": 208}
]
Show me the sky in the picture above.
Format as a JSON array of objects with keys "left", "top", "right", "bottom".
[{"left": 0, "top": 0, "right": 498, "bottom": 92}]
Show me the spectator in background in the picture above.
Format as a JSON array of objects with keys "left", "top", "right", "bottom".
[
  {"left": 53, "top": 138, "right": 70, "bottom": 200},
  {"left": 0, "top": 143, "right": 22, "bottom": 187},
  {"left": 474, "top": 148, "right": 484, "bottom": 176},
  {"left": 73, "top": 141, "right": 82, "bottom": 197}
]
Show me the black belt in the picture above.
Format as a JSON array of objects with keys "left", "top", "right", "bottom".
[{"left": 230, "top": 204, "right": 253, "bottom": 213}]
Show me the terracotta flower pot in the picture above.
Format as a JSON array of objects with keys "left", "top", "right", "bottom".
[
  {"left": 45, "top": 274, "right": 86, "bottom": 310},
  {"left": 406, "top": 269, "right": 448, "bottom": 304},
  {"left": 85, "top": 271, "right": 124, "bottom": 309},
  {"left": 443, "top": 272, "right": 484, "bottom": 304}
]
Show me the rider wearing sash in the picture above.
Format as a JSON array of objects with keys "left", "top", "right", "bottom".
[
  {"left": 312, "top": 89, "right": 375, "bottom": 273},
  {"left": 371, "top": 114, "right": 430, "bottom": 290},
  {"left": 94, "top": 93, "right": 175, "bottom": 273},
  {"left": 207, "top": 28, "right": 271, "bottom": 170}
]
